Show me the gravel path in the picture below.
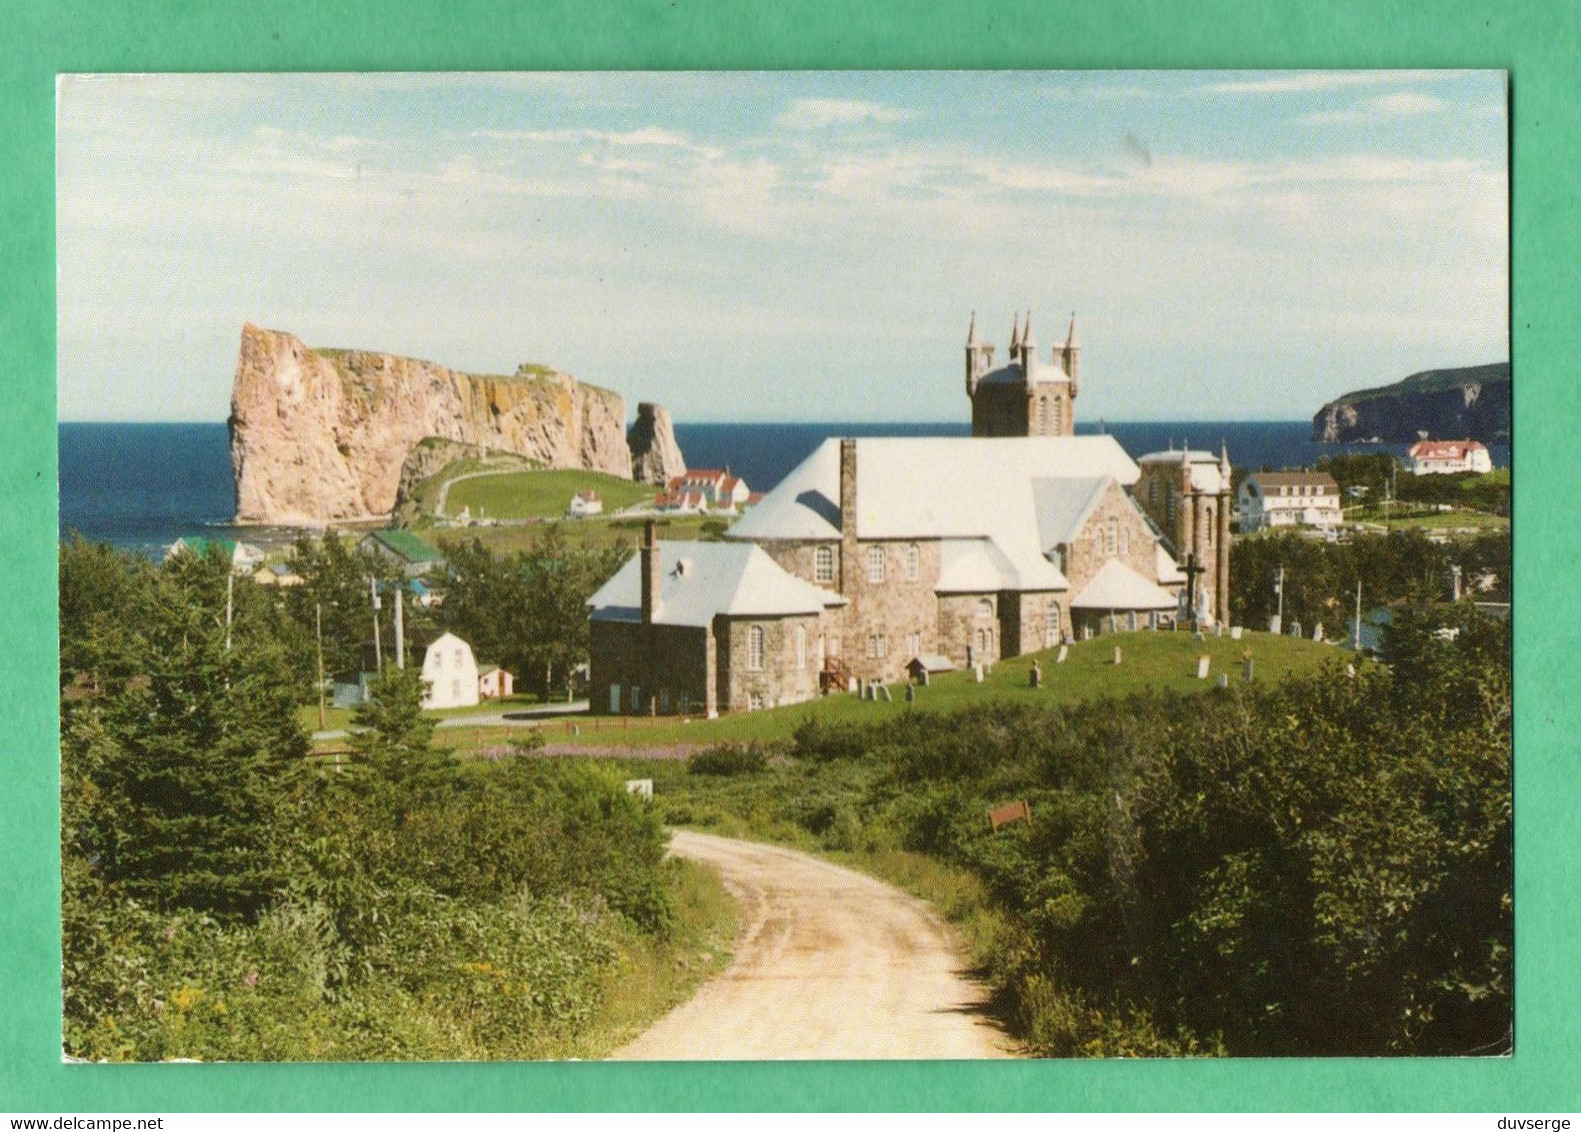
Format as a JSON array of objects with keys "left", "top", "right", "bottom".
[{"left": 612, "top": 830, "right": 1017, "bottom": 1060}]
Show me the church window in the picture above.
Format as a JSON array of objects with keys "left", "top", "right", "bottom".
[
  {"left": 1119, "top": 524, "right": 1130, "bottom": 557},
  {"left": 747, "top": 625, "right": 765, "bottom": 671},
  {"left": 814, "top": 545, "right": 834, "bottom": 583},
  {"left": 866, "top": 545, "right": 885, "bottom": 583},
  {"left": 1148, "top": 480, "right": 1158, "bottom": 506},
  {"left": 1106, "top": 518, "right": 1118, "bottom": 556},
  {"left": 796, "top": 625, "right": 807, "bottom": 670},
  {"left": 1044, "top": 605, "right": 1059, "bottom": 645},
  {"left": 748, "top": 692, "right": 764, "bottom": 712},
  {"left": 906, "top": 544, "right": 920, "bottom": 581},
  {"left": 906, "top": 631, "right": 921, "bottom": 657},
  {"left": 977, "top": 598, "right": 994, "bottom": 618},
  {"left": 1037, "top": 398, "right": 1049, "bottom": 434}
]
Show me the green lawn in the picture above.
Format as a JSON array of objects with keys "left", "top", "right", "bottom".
[
  {"left": 1347, "top": 507, "right": 1509, "bottom": 533},
  {"left": 546, "top": 629, "right": 1351, "bottom": 750},
  {"left": 446, "top": 468, "right": 657, "bottom": 521},
  {"left": 298, "top": 692, "right": 543, "bottom": 734},
  {"left": 464, "top": 514, "right": 728, "bottom": 555}
]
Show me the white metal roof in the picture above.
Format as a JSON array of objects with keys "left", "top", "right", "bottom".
[
  {"left": 1071, "top": 558, "right": 1180, "bottom": 610},
  {"left": 587, "top": 541, "right": 844, "bottom": 628},
  {"left": 1155, "top": 544, "right": 1186, "bottom": 584}
]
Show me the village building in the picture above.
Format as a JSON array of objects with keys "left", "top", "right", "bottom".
[
  {"left": 1237, "top": 471, "right": 1343, "bottom": 533},
  {"left": 667, "top": 468, "right": 752, "bottom": 511},
  {"left": 653, "top": 488, "right": 708, "bottom": 514},
  {"left": 566, "top": 489, "right": 603, "bottom": 517},
  {"left": 253, "top": 561, "right": 304, "bottom": 587},
  {"left": 358, "top": 529, "right": 445, "bottom": 578},
  {"left": 417, "top": 630, "right": 480, "bottom": 710},
  {"left": 586, "top": 311, "right": 1234, "bottom": 714},
  {"left": 1405, "top": 438, "right": 1493, "bottom": 475},
  {"left": 478, "top": 665, "right": 514, "bottom": 699},
  {"left": 165, "top": 536, "right": 264, "bottom": 574},
  {"left": 587, "top": 524, "right": 846, "bottom": 716}
]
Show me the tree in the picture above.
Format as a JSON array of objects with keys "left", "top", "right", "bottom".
[{"left": 349, "top": 663, "right": 450, "bottom": 801}]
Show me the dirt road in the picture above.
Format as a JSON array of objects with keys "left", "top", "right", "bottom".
[{"left": 612, "top": 830, "right": 1016, "bottom": 1060}]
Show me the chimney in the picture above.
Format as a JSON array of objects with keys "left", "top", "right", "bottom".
[
  {"left": 839, "top": 439, "right": 858, "bottom": 595},
  {"left": 640, "top": 520, "right": 660, "bottom": 624}
]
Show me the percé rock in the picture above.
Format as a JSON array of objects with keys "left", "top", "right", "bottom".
[
  {"left": 389, "top": 438, "right": 488, "bottom": 528},
  {"left": 228, "top": 324, "right": 631, "bottom": 525},
  {"left": 1312, "top": 362, "right": 1510, "bottom": 444},
  {"left": 627, "top": 401, "right": 687, "bottom": 484}
]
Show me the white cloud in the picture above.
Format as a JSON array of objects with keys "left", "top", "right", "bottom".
[
  {"left": 1301, "top": 90, "right": 1450, "bottom": 124},
  {"left": 1201, "top": 70, "right": 1453, "bottom": 94},
  {"left": 776, "top": 97, "right": 910, "bottom": 130}
]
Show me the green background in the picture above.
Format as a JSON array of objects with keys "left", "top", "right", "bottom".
[{"left": 2, "top": 0, "right": 1569, "bottom": 1112}]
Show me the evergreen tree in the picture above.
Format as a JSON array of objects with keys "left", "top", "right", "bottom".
[{"left": 349, "top": 663, "right": 450, "bottom": 801}]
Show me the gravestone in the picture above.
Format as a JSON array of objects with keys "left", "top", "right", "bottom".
[
  {"left": 877, "top": 682, "right": 892, "bottom": 703},
  {"left": 1196, "top": 655, "right": 1211, "bottom": 680},
  {"left": 1313, "top": 623, "right": 1324, "bottom": 642},
  {"left": 1215, "top": 624, "right": 1224, "bottom": 638},
  {"left": 974, "top": 664, "right": 985, "bottom": 683},
  {"left": 1113, "top": 645, "right": 1123, "bottom": 666},
  {"left": 1242, "top": 656, "right": 1255, "bottom": 681},
  {"left": 1230, "top": 626, "right": 1243, "bottom": 641},
  {"left": 1029, "top": 660, "right": 1042, "bottom": 688},
  {"left": 1216, "top": 673, "right": 1229, "bottom": 689},
  {"left": 1195, "top": 631, "right": 1206, "bottom": 642},
  {"left": 905, "top": 683, "right": 916, "bottom": 702},
  {"left": 1346, "top": 663, "right": 1356, "bottom": 678},
  {"left": 1056, "top": 645, "right": 1069, "bottom": 664}
]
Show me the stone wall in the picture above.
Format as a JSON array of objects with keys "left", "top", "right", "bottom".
[
  {"left": 1062, "top": 481, "right": 1167, "bottom": 597},
  {"left": 716, "top": 613, "right": 824, "bottom": 711},
  {"left": 835, "top": 538, "right": 945, "bottom": 683},
  {"left": 589, "top": 620, "right": 713, "bottom": 716}
]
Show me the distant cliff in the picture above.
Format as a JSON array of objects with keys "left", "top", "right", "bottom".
[
  {"left": 1312, "top": 363, "right": 1510, "bottom": 444},
  {"left": 229, "top": 324, "right": 631, "bottom": 525}
]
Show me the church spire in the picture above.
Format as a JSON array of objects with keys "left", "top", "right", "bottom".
[
  {"left": 1021, "top": 310, "right": 1038, "bottom": 351},
  {"left": 966, "top": 310, "right": 980, "bottom": 347},
  {"left": 1219, "top": 441, "right": 1232, "bottom": 480},
  {"left": 1065, "top": 311, "right": 1080, "bottom": 349},
  {"left": 1009, "top": 313, "right": 1021, "bottom": 353}
]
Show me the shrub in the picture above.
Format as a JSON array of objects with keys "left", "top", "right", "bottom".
[{"left": 688, "top": 743, "right": 770, "bottom": 776}]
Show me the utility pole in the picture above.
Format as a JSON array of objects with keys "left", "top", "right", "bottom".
[
  {"left": 224, "top": 570, "right": 234, "bottom": 652},
  {"left": 370, "top": 577, "right": 382, "bottom": 670},
  {"left": 1353, "top": 577, "right": 1362, "bottom": 652},
  {"left": 394, "top": 585, "right": 406, "bottom": 669},
  {"left": 316, "top": 601, "right": 327, "bottom": 730},
  {"left": 1273, "top": 564, "right": 1285, "bottom": 635}
]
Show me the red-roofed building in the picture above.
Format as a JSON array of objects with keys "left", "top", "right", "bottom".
[
  {"left": 1405, "top": 439, "right": 1493, "bottom": 475},
  {"left": 566, "top": 489, "right": 603, "bottom": 517},
  {"left": 654, "top": 489, "right": 708, "bottom": 514},
  {"left": 666, "top": 467, "right": 753, "bottom": 511}
]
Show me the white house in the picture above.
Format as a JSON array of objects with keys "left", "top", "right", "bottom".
[
  {"left": 566, "top": 490, "right": 603, "bottom": 517},
  {"left": 165, "top": 536, "right": 265, "bottom": 573},
  {"left": 419, "top": 630, "right": 480, "bottom": 710},
  {"left": 1238, "top": 471, "right": 1343, "bottom": 532},
  {"left": 1405, "top": 439, "right": 1493, "bottom": 475}
]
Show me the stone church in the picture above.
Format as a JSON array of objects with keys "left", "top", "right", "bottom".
[{"left": 586, "top": 311, "right": 1233, "bottom": 715}]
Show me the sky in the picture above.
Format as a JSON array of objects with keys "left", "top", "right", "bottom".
[{"left": 56, "top": 70, "right": 1508, "bottom": 424}]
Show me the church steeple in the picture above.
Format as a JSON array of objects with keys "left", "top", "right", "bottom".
[
  {"left": 966, "top": 310, "right": 980, "bottom": 347},
  {"left": 1062, "top": 310, "right": 1082, "bottom": 394},
  {"left": 964, "top": 310, "right": 992, "bottom": 396},
  {"left": 1009, "top": 313, "right": 1021, "bottom": 355}
]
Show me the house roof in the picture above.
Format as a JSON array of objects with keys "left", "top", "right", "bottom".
[
  {"left": 1071, "top": 558, "right": 1179, "bottom": 610},
  {"left": 361, "top": 529, "right": 444, "bottom": 564},
  {"left": 575, "top": 489, "right": 599, "bottom": 501},
  {"left": 588, "top": 540, "right": 845, "bottom": 628},
  {"left": 1409, "top": 439, "right": 1487, "bottom": 458},
  {"left": 726, "top": 437, "right": 1137, "bottom": 593},
  {"left": 1246, "top": 471, "right": 1339, "bottom": 492}
]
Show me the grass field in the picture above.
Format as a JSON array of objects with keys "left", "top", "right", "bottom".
[
  {"left": 298, "top": 692, "right": 544, "bottom": 735},
  {"left": 446, "top": 468, "right": 656, "bottom": 521},
  {"left": 460, "top": 514, "right": 728, "bottom": 555},
  {"left": 1346, "top": 507, "right": 1509, "bottom": 533},
  {"left": 511, "top": 629, "right": 1350, "bottom": 752}
]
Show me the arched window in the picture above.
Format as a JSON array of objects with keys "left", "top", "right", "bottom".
[
  {"left": 977, "top": 598, "right": 994, "bottom": 618},
  {"left": 814, "top": 545, "right": 834, "bottom": 583},
  {"left": 866, "top": 545, "right": 885, "bottom": 583},
  {"left": 1037, "top": 398, "right": 1049, "bottom": 434},
  {"left": 747, "top": 625, "right": 765, "bottom": 671},
  {"left": 1044, "top": 604, "right": 1059, "bottom": 645},
  {"left": 1106, "top": 518, "right": 1118, "bottom": 556},
  {"left": 906, "top": 544, "right": 920, "bottom": 582},
  {"left": 1118, "top": 524, "right": 1130, "bottom": 557}
]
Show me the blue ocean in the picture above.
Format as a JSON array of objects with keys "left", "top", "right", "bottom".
[{"left": 59, "top": 420, "right": 1510, "bottom": 557}]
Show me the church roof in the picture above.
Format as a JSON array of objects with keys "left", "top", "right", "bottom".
[
  {"left": 1136, "top": 448, "right": 1228, "bottom": 493},
  {"left": 726, "top": 436, "right": 1139, "bottom": 593},
  {"left": 1071, "top": 558, "right": 1179, "bottom": 611},
  {"left": 975, "top": 357, "right": 1071, "bottom": 387},
  {"left": 587, "top": 540, "right": 844, "bottom": 628},
  {"left": 1155, "top": 544, "right": 1186, "bottom": 584}
]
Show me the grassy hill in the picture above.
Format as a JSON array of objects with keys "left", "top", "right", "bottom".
[
  {"left": 529, "top": 629, "right": 1350, "bottom": 752},
  {"left": 446, "top": 468, "right": 655, "bottom": 521}
]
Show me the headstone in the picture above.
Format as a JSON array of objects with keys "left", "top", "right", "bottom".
[
  {"left": 1195, "top": 630, "right": 1206, "bottom": 642},
  {"left": 919, "top": 669, "right": 930, "bottom": 686},
  {"left": 878, "top": 682, "right": 892, "bottom": 703},
  {"left": 1312, "top": 623, "right": 1324, "bottom": 642},
  {"left": 905, "top": 683, "right": 916, "bottom": 702},
  {"left": 1196, "top": 655, "right": 1211, "bottom": 680},
  {"left": 1215, "top": 624, "right": 1224, "bottom": 638},
  {"left": 1242, "top": 656, "right": 1255, "bottom": 681},
  {"left": 1346, "top": 663, "right": 1356, "bottom": 678},
  {"left": 1216, "top": 673, "right": 1229, "bottom": 689},
  {"left": 974, "top": 664, "right": 985, "bottom": 683},
  {"left": 1029, "top": 660, "right": 1042, "bottom": 688},
  {"left": 1113, "top": 645, "right": 1123, "bottom": 666},
  {"left": 1290, "top": 619, "right": 1302, "bottom": 638},
  {"left": 1230, "top": 626, "right": 1243, "bottom": 641},
  {"left": 1056, "top": 645, "right": 1069, "bottom": 665}
]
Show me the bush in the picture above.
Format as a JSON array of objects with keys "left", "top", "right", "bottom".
[{"left": 688, "top": 743, "right": 770, "bottom": 776}]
